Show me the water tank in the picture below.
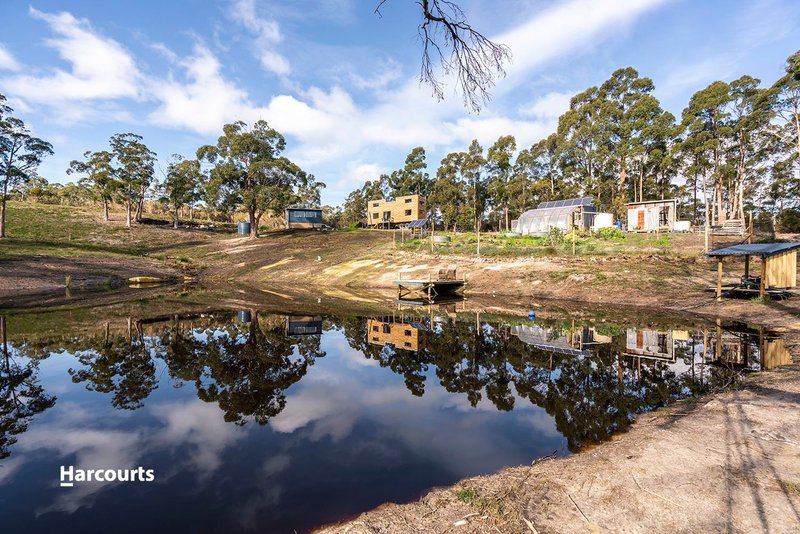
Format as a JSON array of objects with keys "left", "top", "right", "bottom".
[{"left": 237, "top": 221, "right": 251, "bottom": 235}]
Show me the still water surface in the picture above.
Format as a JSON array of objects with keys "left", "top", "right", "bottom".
[{"left": 0, "top": 303, "right": 791, "bottom": 532}]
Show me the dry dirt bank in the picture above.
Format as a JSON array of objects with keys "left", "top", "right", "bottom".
[
  {"left": 320, "top": 356, "right": 800, "bottom": 534},
  {"left": 201, "top": 230, "right": 800, "bottom": 333}
]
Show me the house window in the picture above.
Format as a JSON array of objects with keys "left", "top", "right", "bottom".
[
  {"left": 372, "top": 212, "right": 379, "bottom": 219},
  {"left": 659, "top": 206, "right": 669, "bottom": 227},
  {"left": 657, "top": 333, "right": 668, "bottom": 355},
  {"left": 404, "top": 342, "right": 412, "bottom": 348},
  {"left": 405, "top": 198, "right": 412, "bottom": 203},
  {"left": 372, "top": 325, "right": 379, "bottom": 332},
  {"left": 382, "top": 324, "right": 391, "bottom": 334},
  {"left": 372, "top": 336, "right": 379, "bottom": 342},
  {"left": 383, "top": 211, "right": 391, "bottom": 221},
  {"left": 405, "top": 209, "right": 412, "bottom": 216},
  {"left": 373, "top": 202, "right": 380, "bottom": 207},
  {"left": 404, "top": 329, "right": 412, "bottom": 336}
]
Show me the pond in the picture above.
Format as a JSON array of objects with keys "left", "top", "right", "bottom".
[{"left": 0, "top": 300, "right": 792, "bottom": 533}]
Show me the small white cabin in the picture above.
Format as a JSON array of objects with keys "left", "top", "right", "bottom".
[{"left": 627, "top": 199, "right": 677, "bottom": 232}]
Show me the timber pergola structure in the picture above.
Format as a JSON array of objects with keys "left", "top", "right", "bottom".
[{"left": 707, "top": 242, "right": 800, "bottom": 299}]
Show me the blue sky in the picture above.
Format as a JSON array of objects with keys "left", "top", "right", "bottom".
[{"left": 1, "top": 0, "right": 799, "bottom": 205}]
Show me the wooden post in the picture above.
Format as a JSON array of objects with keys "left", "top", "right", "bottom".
[
  {"left": 744, "top": 254, "right": 750, "bottom": 279},
  {"left": 716, "top": 258, "right": 723, "bottom": 300},
  {"left": 572, "top": 227, "right": 576, "bottom": 256},
  {"left": 704, "top": 222, "right": 710, "bottom": 253},
  {"left": 716, "top": 319, "right": 723, "bottom": 361},
  {"left": 760, "top": 255, "right": 767, "bottom": 299},
  {"left": 748, "top": 212, "right": 753, "bottom": 244}
]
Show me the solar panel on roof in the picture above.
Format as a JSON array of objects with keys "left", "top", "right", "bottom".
[
  {"left": 537, "top": 197, "right": 593, "bottom": 209},
  {"left": 402, "top": 219, "right": 428, "bottom": 228}
]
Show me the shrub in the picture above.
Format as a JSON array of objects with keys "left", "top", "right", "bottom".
[
  {"left": 544, "top": 226, "right": 564, "bottom": 246},
  {"left": 777, "top": 208, "right": 800, "bottom": 233},
  {"left": 595, "top": 227, "right": 625, "bottom": 241}
]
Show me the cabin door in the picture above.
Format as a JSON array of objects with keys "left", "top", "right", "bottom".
[{"left": 637, "top": 210, "right": 645, "bottom": 229}]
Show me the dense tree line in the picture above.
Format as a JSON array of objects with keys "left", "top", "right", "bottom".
[{"left": 340, "top": 50, "right": 800, "bottom": 232}]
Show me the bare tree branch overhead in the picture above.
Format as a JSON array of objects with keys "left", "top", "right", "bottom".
[{"left": 376, "top": 0, "right": 512, "bottom": 112}]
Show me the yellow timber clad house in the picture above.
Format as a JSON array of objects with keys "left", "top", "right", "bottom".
[{"left": 367, "top": 195, "right": 427, "bottom": 228}]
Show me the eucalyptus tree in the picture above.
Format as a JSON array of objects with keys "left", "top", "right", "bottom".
[
  {"left": 162, "top": 155, "right": 203, "bottom": 228},
  {"left": 486, "top": 134, "right": 516, "bottom": 231},
  {"left": 198, "top": 120, "right": 309, "bottom": 238},
  {"left": 295, "top": 174, "right": 326, "bottom": 207},
  {"left": 680, "top": 81, "right": 733, "bottom": 226},
  {"left": 67, "top": 150, "right": 118, "bottom": 221},
  {"left": 557, "top": 86, "right": 610, "bottom": 206},
  {"left": 109, "top": 133, "right": 157, "bottom": 228},
  {"left": 429, "top": 151, "right": 466, "bottom": 231},
  {"left": 600, "top": 67, "right": 655, "bottom": 205},
  {"left": 340, "top": 187, "right": 368, "bottom": 227},
  {"left": 388, "top": 146, "right": 431, "bottom": 198},
  {"left": 726, "top": 76, "right": 775, "bottom": 222},
  {"left": 771, "top": 50, "right": 800, "bottom": 160},
  {"left": 0, "top": 94, "right": 53, "bottom": 238},
  {"left": 461, "top": 139, "right": 487, "bottom": 233}
]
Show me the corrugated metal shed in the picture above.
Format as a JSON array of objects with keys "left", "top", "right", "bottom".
[{"left": 707, "top": 243, "right": 800, "bottom": 257}]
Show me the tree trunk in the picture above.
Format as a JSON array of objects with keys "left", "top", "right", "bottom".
[
  {"left": 174, "top": 207, "right": 179, "bottom": 229},
  {"left": 135, "top": 197, "right": 144, "bottom": 222},
  {"left": 0, "top": 197, "right": 6, "bottom": 239},
  {"left": 793, "top": 101, "right": 800, "bottom": 159},
  {"left": 126, "top": 201, "right": 132, "bottom": 228},
  {"left": 249, "top": 203, "right": 258, "bottom": 239},
  {"left": 103, "top": 199, "right": 110, "bottom": 221}
]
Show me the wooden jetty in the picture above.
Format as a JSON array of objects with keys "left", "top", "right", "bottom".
[{"left": 393, "top": 269, "right": 466, "bottom": 300}]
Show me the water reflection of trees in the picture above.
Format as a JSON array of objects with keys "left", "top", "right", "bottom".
[
  {"left": 0, "top": 310, "right": 778, "bottom": 459},
  {"left": 338, "top": 315, "right": 749, "bottom": 450},
  {"left": 0, "top": 317, "right": 56, "bottom": 459}
]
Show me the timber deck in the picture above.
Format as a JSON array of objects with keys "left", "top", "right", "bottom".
[{"left": 393, "top": 279, "right": 465, "bottom": 300}]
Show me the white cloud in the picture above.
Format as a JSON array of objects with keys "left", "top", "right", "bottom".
[
  {"left": 230, "top": 0, "right": 290, "bottom": 75},
  {"left": 0, "top": 43, "right": 20, "bottom": 71},
  {"left": 496, "top": 0, "right": 671, "bottom": 80},
  {"left": 519, "top": 91, "right": 573, "bottom": 120},
  {"left": 148, "top": 45, "right": 266, "bottom": 134},
  {"left": 3, "top": 8, "right": 140, "bottom": 103}
]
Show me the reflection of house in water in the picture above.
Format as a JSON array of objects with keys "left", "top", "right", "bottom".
[
  {"left": 285, "top": 316, "right": 323, "bottom": 336},
  {"left": 625, "top": 326, "right": 793, "bottom": 372},
  {"left": 762, "top": 338, "right": 792, "bottom": 370},
  {"left": 510, "top": 324, "right": 611, "bottom": 356},
  {"left": 367, "top": 317, "right": 426, "bottom": 352},
  {"left": 625, "top": 328, "right": 678, "bottom": 362}
]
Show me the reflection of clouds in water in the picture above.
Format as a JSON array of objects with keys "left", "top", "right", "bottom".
[
  {"left": 234, "top": 454, "right": 291, "bottom": 529},
  {"left": 272, "top": 349, "right": 560, "bottom": 474},
  {"left": 0, "top": 455, "right": 26, "bottom": 484},
  {"left": 18, "top": 427, "right": 145, "bottom": 515},
  {"left": 2, "top": 397, "right": 248, "bottom": 517},
  {"left": 150, "top": 400, "right": 248, "bottom": 480},
  {"left": 331, "top": 338, "right": 380, "bottom": 369}
]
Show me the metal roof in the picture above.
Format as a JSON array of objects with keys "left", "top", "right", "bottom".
[
  {"left": 537, "top": 197, "right": 594, "bottom": 209},
  {"left": 707, "top": 242, "right": 800, "bottom": 257},
  {"left": 626, "top": 198, "right": 678, "bottom": 206}
]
